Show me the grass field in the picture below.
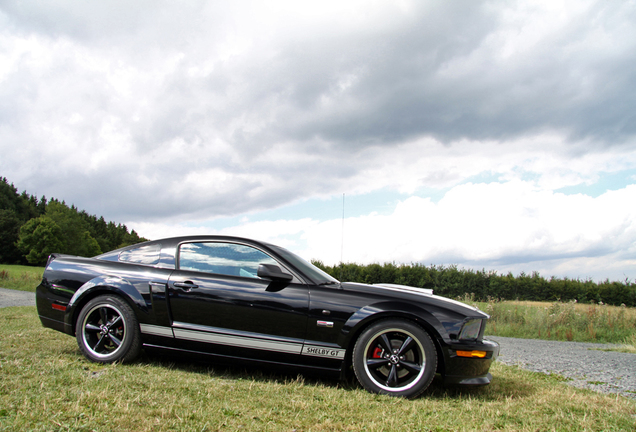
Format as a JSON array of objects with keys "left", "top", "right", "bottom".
[
  {"left": 1, "top": 307, "right": 635, "bottom": 431},
  {"left": 0, "top": 264, "right": 43, "bottom": 292},
  {"left": 458, "top": 295, "right": 636, "bottom": 352}
]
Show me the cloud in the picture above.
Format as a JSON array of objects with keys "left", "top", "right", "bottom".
[
  {"left": 130, "top": 180, "right": 636, "bottom": 281},
  {"left": 1, "top": 1, "right": 635, "bottom": 280},
  {"left": 219, "top": 181, "right": 634, "bottom": 281},
  {"left": 304, "top": 181, "right": 635, "bottom": 262}
]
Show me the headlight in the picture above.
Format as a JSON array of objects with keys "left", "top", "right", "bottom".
[{"left": 458, "top": 319, "right": 483, "bottom": 340}]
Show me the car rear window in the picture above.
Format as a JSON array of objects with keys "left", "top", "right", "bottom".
[{"left": 118, "top": 244, "right": 161, "bottom": 265}]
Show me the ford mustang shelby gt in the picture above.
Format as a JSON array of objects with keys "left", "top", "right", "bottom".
[{"left": 35, "top": 235, "right": 498, "bottom": 398}]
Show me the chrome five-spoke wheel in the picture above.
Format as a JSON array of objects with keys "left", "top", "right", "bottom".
[
  {"left": 353, "top": 319, "right": 437, "bottom": 398},
  {"left": 76, "top": 295, "right": 141, "bottom": 363}
]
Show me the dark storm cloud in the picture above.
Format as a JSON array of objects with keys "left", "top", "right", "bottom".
[
  {"left": 1, "top": 0, "right": 635, "bottom": 224},
  {"left": 121, "top": 0, "right": 636, "bottom": 158},
  {"left": 8, "top": 0, "right": 633, "bottom": 148},
  {"left": 3, "top": 1, "right": 633, "bottom": 139},
  {"left": 231, "top": 2, "right": 636, "bottom": 147}
]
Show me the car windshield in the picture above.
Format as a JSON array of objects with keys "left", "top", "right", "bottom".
[{"left": 268, "top": 244, "right": 340, "bottom": 286}]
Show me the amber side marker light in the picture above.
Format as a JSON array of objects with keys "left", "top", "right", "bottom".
[
  {"left": 51, "top": 304, "right": 67, "bottom": 312},
  {"left": 456, "top": 350, "right": 487, "bottom": 358}
]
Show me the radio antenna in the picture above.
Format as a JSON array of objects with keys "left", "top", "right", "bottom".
[{"left": 340, "top": 193, "right": 345, "bottom": 280}]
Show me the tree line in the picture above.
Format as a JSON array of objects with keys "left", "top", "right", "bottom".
[
  {"left": 312, "top": 261, "right": 636, "bottom": 307},
  {"left": 0, "top": 176, "right": 146, "bottom": 265}
]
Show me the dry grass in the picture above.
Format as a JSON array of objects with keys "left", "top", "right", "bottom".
[
  {"left": 0, "top": 265, "right": 43, "bottom": 292},
  {"left": 457, "top": 295, "right": 636, "bottom": 350}
]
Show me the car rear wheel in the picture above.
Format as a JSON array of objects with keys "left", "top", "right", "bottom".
[
  {"left": 352, "top": 319, "right": 437, "bottom": 398},
  {"left": 76, "top": 295, "right": 142, "bottom": 363}
]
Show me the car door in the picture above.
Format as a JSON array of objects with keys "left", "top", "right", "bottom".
[{"left": 167, "top": 241, "right": 309, "bottom": 363}]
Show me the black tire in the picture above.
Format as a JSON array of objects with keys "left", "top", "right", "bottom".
[
  {"left": 352, "top": 319, "right": 437, "bottom": 398},
  {"left": 75, "top": 295, "right": 142, "bottom": 363}
]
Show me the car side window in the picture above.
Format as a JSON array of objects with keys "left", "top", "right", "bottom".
[{"left": 178, "top": 242, "right": 279, "bottom": 278}]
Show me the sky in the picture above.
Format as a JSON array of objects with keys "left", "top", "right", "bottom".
[{"left": 1, "top": 0, "right": 635, "bottom": 282}]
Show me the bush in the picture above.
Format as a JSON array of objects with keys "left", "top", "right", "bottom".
[{"left": 314, "top": 262, "right": 636, "bottom": 307}]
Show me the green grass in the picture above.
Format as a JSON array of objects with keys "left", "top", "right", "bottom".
[
  {"left": 1, "top": 307, "right": 635, "bottom": 431},
  {"left": 593, "top": 344, "right": 636, "bottom": 354},
  {"left": 0, "top": 264, "right": 43, "bottom": 292},
  {"left": 456, "top": 294, "right": 636, "bottom": 351}
]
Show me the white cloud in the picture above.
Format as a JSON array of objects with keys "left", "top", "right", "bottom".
[
  {"left": 2, "top": 0, "right": 636, "bottom": 281},
  {"left": 130, "top": 181, "right": 636, "bottom": 281},
  {"left": 296, "top": 182, "right": 636, "bottom": 280}
]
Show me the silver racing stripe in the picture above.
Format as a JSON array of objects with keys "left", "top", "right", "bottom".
[
  {"left": 166, "top": 321, "right": 345, "bottom": 359},
  {"left": 173, "top": 328, "right": 302, "bottom": 354},
  {"left": 140, "top": 323, "right": 175, "bottom": 337},
  {"left": 172, "top": 321, "right": 304, "bottom": 354}
]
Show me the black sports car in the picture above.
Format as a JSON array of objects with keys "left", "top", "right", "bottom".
[{"left": 35, "top": 235, "right": 498, "bottom": 398}]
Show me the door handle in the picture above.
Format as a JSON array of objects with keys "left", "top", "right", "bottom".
[{"left": 173, "top": 281, "right": 199, "bottom": 289}]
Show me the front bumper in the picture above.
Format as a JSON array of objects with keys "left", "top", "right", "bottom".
[{"left": 442, "top": 338, "right": 500, "bottom": 385}]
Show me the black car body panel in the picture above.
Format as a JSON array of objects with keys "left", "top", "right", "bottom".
[{"left": 35, "top": 235, "right": 499, "bottom": 395}]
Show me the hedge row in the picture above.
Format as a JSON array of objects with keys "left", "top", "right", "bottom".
[{"left": 312, "top": 261, "right": 636, "bottom": 307}]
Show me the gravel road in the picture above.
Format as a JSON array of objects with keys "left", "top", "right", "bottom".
[
  {"left": 1, "top": 288, "right": 634, "bottom": 399},
  {"left": 0, "top": 287, "right": 35, "bottom": 308},
  {"left": 489, "top": 336, "right": 636, "bottom": 399}
]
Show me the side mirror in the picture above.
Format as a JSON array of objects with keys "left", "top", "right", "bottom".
[{"left": 257, "top": 264, "right": 293, "bottom": 282}]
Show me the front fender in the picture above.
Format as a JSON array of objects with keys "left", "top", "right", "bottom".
[
  {"left": 339, "top": 301, "right": 449, "bottom": 347},
  {"left": 64, "top": 275, "right": 149, "bottom": 334}
]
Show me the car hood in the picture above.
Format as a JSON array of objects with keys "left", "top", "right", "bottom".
[{"left": 341, "top": 281, "right": 488, "bottom": 318}]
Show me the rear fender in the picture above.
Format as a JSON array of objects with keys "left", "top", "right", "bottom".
[{"left": 65, "top": 275, "right": 149, "bottom": 334}]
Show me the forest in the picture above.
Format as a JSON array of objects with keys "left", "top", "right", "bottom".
[{"left": 0, "top": 176, "right": 146, "bottom": 265}]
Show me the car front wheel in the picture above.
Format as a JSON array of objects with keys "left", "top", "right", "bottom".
[
  {"left": 352, "top": 319, "right": 437, "bottom": 398},
  {"left": 76, "top": 295, "right": 142, "bottom": 363}
]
